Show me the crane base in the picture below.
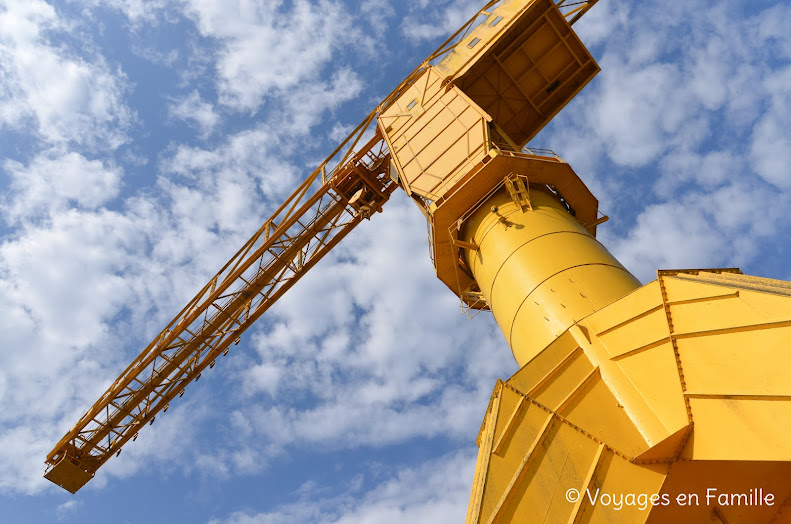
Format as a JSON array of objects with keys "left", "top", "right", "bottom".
[{"left": 467, "top": 269, "right": 791, "bottom": 523}]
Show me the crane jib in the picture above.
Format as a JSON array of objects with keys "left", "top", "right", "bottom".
[{"left": 44, "top": 134, "right": 396, "bottom": 493}]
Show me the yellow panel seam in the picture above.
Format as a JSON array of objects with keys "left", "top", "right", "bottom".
[
  {"left": 596, "top": 304, "right": 664, "bottom": 336},
  {"left": 467, "top": 380, "right": 504, "bottom": 524},
  {"left": 486, "top": 413, "right": 555, "bottom": 524},
  {"left": 493, "top": 395, "right": 526, "bottom": 456},
  {"left": 566, "top": 443, "right": 605, "bottom": 524},
  {"left": 501, "top": 382, "right": 634, "bottom": 462},
  {"left": 526, "top": 346, "right": 583, "bottom": 396},
  {"left": 657, "top": 273, "right": 695, "bottom": 461}
]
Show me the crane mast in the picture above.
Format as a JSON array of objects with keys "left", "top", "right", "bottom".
[{"left": 45, "top": 1, "right": 791, "bottom": 523}]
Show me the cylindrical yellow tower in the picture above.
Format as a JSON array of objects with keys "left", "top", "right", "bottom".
[{"left": 460, "top": 186, "right": 640, "bottom": 366}]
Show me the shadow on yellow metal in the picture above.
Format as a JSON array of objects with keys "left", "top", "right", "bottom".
[{"left": 465, "top": 267, "right": 791, "bottom": 523}]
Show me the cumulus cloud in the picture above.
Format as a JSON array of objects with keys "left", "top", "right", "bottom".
[
  {"left": 750, "top": 65, "right": 791, "bottom": 189},
  {"left": 168, "top": 90, "right": 221, "bottom": 138},
  {"left": 104, "top": 0, "right": 171, "bottom": 26},
  {"left": 3, "top": 4, "right": 791, "bottom": 524},
  {"left": 278, "top": 67, "right": 363, "bottom": 136},
  {"left": 0, "top": 158, "right": 257, "bottom": 494},
  {"left": 182, "top": 0, "right": 363, "bottom": 113},
  {"left": 0, "top": 207, "right": 144, "bottom": 493},
  {"left": 0, "top": 0, "right": 132, "bottom": 149},
  {"left": 0, "top": 126, "right": 305, "bottom": 496},
  {"left": 360, "top": 0, "right": 396, "bottom": 30},
  {"left": 207, "top": 450, "right": 477, "bottom": 524},
  {"left": 591, "top": 58, "right": 693, "bottom": 167},
  {"left": 2, "top": 151, "right": 122, "bottom": 223},
  {"left": 402, "top": 0, "right": 483, "bottom": 42},
  {"left": 0, "top": 0, "right": 505, "bottom": 506},
  {"left": 544, "top": 0, "right": 791, "bottom": 282},
  {"left": 56, "top": 499, "right": 80, "bottom": 520},
  {"left": 161, "top": 125, "right": 299, "bottom": 221}
]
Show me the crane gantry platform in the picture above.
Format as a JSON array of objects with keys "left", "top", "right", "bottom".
[{"left": 45, "top": 1, "right": 791, "bottom": 523}]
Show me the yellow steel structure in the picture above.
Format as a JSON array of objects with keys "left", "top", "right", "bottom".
[
  {"left": 465, "top": 268, "right": 791, "bottom": 523},
  {"left": 44, "top": 1, "right": 791, "bottom": 522},
  {"left": 459, "top": 186, "right": 641, "bottom": 366}
]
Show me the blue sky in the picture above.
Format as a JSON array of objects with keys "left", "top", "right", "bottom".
[{"left": 1, "top": 0, "right": 791, "bottom": 523}]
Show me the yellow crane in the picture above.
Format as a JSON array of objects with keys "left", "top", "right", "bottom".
[{"left": 44, "top": 1, "right": 791, "bottom": 522}]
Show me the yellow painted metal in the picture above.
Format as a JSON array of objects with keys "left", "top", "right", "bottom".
[
  {"left": 379, "top": 66, "right": 492, "bottom": 201},
  {"left": 430, "top": 3, "right": 791, "bottom": 521},
  {"left": 504, "top": 173, "right": 532, "bottom": 211},
  {"left": 467, "top": 268, "right": 791, "bottom": 523},
  {"left": 376, "top": 0, "right": 602, "bottom": 313},
  {"left": 382, "top": 0, "right": 599, "bottom": 202},
  {"left": 43, "top": 452, "right": 95, "bottom": 494},
  {"left": 426, "top": 145, "right": 604, "bottom": 306},
  {"left": 460, "top": 185, "right": 640, "bottom": 366},
  {"left": 466, "top": 380, "right": 669, "bottom": 524},
  {"left": 436, "top": 0, "right": 540, "bottom": 81},
  {"left": 451, "top": 0, "right": 600, "bottom": 147}
]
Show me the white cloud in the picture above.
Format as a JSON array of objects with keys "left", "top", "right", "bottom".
[
  {"left": 212, "top": 194, "right": 514, "bottom": 471},
  {"left": 756, "top": 4, "right": 791, "bottom": 61},
  {"left": 2, "top": 3, "right": 790, "bottom": 522},
  {"left": 105, "top": 0, "right": 170, "bottom": 26},
  {"left": 655, "top": 149, "right": 745, "bottom": 199},
  {"left": 0, "top": 173, "right": 254, "bottom": 494},
  {"left": 608, "top": 180, "right": 789, "bottom": 282},
  {"left": 401, "top": 0, "right": 482, "bottom": 42},
  {"left": 96, "top": 394, "right": 212, "bottom": 485},
  {"left": 168, "top": 90, "right": 220, "bottom": 138},
  {"left": 0, "top": 130, "right": 294, "bottom": 494},
  {"left": 545, "top": 0, "right": 791, "bottom": 174},
  {"left": 360, "top": 0, "right": 395, "bottom": 30},
  {"left": 161, "top": 125, "right": 298, "bottom": 223},
  {"left": 572, "top": 0, "right": 629, "bottom": 47},
  {"left": 0, "top": 0, "right": 133, "bottom": 149},
  {"left": 0, "top": 209, "right": 143, "bottom": 493},
  {"left": 2, "top": 151, "right": 121, "bottom": 223},
  {"left": 182, "top": 0, "right": 362, "bottom": 113},
  {"left": 130, "top": 43, "right": 180, "bottom": 67},
  {"left": 56, "top": 499, "right": 80, "bottom": 520},
  {"left": 277, "top": 67, "right": 363, "bottom": 136},
  {"left": 750, "top": 65, "right": 791, "bottom": 189},
  {"left": 540, "top": 0, "right": 791, "bottom": 285},
  {"left": 207, "top": 450, "right": 477, "bottom": 524},
  {"left": 592, "top": 57, "right": 692, "bottom": 167}
]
